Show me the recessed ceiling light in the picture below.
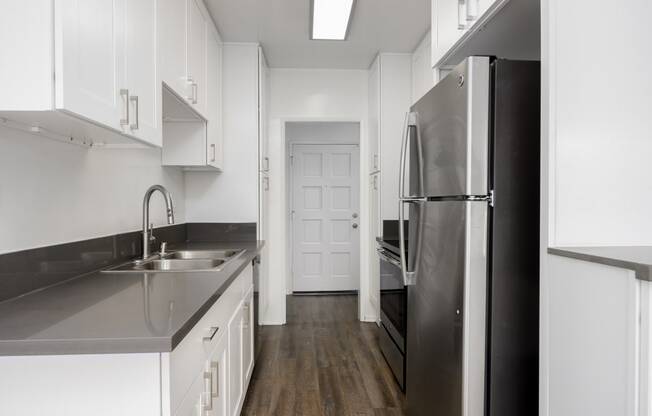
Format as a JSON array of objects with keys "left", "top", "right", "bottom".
[{"left": 311, "top": 0, "right": 356, "bottom": 41}]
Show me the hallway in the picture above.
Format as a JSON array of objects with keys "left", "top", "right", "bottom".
[{"left": 242, "top": 295, "right": 406, "bottom": 415}]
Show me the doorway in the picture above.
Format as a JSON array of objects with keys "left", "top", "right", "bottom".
[{"left": 288, "top": 122, "right": 361, "bottom": 293}]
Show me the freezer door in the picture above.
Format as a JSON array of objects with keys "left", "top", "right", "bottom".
[
  {"left": 408, "top": 56, "right": 490, "bottom": 197},
  {"left": 406, "top": 200, "right": 488, "bottom": 416}
]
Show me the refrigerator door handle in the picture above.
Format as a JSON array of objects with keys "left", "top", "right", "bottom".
[
  {"left": 399, "top": 199, "right": 422, "bottom": 286},
  {"left": 399, "top": 112, "right": 409, "bottom": 200},
  {"left": 399, "top": 111, "right": 424, "bottom": 200}
]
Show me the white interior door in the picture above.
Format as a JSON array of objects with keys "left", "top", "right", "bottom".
[{"left": 292, "top": 144, "right": 360, "bottom": 292}]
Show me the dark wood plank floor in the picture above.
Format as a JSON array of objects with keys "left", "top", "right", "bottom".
[{"left": 243, "top": 295, "right": 406, "bottom": 416}]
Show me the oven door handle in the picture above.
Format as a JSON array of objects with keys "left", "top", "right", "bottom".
[{"left": 377, "top": 249, "right": 402, "bottom": 268}]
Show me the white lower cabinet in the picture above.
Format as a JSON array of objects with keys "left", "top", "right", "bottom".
[
  {"left": 174, "top": 332, "right": 229, "bottom": 416},
  {"left": 228, "top": 300, "right": 244, "bottom": 416},
  {"left": 242, "top": 287, "right": 255, "bottom": 383},
  {"left": 0, "top": 264, "right": 255, "bottom": 416},
  {"left": 545, "top": 255, "right": 639, "bottom": 416}
]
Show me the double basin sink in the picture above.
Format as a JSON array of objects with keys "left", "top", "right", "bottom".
[{"left": 104, "top": 249, "right": 244, "bottom": 273}]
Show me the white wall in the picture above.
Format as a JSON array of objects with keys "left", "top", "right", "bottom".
[
  {"left": 184, "top": 43, "right": 259, "bottom": 223},
  {"left": 269, "top": 69, "right": 369, "bottom": 120},
  {"left": 0, "top": 127, "right": 185, "bottom": 254},
  {"left": 285, "top": 121, "right": 360, "bottom": 144},
  {"left": 266, "top": 68, "right": 371, "bottom": 322},
  {"left": 411, "top": 31, "right": 436, "bottom": 104}
]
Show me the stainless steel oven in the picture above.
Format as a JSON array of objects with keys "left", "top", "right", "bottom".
[{"left": 377, "top": 246, "right": 407, "bottom": 391}]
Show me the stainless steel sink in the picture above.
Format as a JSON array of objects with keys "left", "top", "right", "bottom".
[
  {"left": 103, "top": 249, "right": 244, "bottom": 273},
  {"left": 167, "top": 250, "right": 241, "bottom": 260}
]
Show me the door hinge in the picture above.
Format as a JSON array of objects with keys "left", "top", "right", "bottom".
[{"left": 488, "top": 190, "right": 494, "bottom": 207}]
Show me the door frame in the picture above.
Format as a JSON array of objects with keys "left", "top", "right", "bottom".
[
  {"left": 289, "top": 142, "right": 361, "bottom": 293},
  {"left": 264, "top": 117, "right": 375, "bottom": 324}
]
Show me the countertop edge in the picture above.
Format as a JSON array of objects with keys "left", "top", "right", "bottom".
[{"left": 548, "top": 246, "right": 652, "bottom": 281}]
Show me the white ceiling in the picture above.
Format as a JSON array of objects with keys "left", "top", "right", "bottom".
[{"left": 203, "top": 0, "right": 431, "bottom": 69}]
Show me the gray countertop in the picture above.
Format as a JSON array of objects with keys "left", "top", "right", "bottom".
[
  {"left": 0, "top": 241, "right": 264, "bottom": 356},
  {"left": 548, "top": 246, "right": 652, "bottom": 281}
]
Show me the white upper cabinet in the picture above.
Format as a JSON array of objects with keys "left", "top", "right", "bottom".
[
  {"left": 124, "top": 0, "right": 160, "bottom": 144},
  {"left": 56, "top": 0, "right": 125, "bottom": 131},
  {"left": 430, "top": 0, "right": 539, "bottom": 69},
  {"left": 206, "top": 27, "right": 223, "bottom": 169},
  {"left": 158, "top": 0, "right": 209, "bottom": 119},
  {"left": 432, "top": 0, "right": 470, "bottom": 67},
  {"left": 187, "top": 0, "right": 208, "bottom": 117},
  {"left": 158, "top": 0, "right": 187, "bottom": 96},
  {"left": 159, "top": 0, "right": 224, "bottom": 170},
  {"left": 0, "top": 0, "right": 161, "bottom": 146}
]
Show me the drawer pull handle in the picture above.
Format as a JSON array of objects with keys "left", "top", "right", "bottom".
[
  {"left": 211, "top": 361, "right": 219, "bottom": 398},
  {"left": 202, "top": 371, "right": 213, "bottom": 411},
  {"left": 203, "top": 326, "right": 219, "bottom": 342},
  {"left": 243, "top": 303, "right": 250, "bottom": 328}
]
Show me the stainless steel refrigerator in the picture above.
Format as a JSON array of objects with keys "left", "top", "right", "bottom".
[{"left": 398, "top": 56, "right": 540, "bottom": 416}]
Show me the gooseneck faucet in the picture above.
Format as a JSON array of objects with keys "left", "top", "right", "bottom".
[{"left": 142, "top": 185, "right": 175, "bottom": 260}]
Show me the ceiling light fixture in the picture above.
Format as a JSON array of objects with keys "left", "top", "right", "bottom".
[{"left": 310, "top": 0, "right": 356, "bottom": 41}]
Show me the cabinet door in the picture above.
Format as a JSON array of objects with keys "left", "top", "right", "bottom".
[
  {"left": 124, "top": 0, "right": 159, "bottom": 145},
  {"left": 227, "top": 303, "right": 243, "bottom": 416},
  {"left": 187, "top": 0, "right": 207, "bottom": 116},
  {"left": 158, "top": 0, "right": 187, "bottom": 97},
  {"left": 206, "top": 28, "right": 223, "bottom": 169},
  {"left": 432, "top": 0, "right": 467, "bottom": 66},
  {"left": 207, "top": 333, "right": 229, "bottom": 416},
  {"left": 55, "top": 0, "right": 125, "bottom": 130},
  {"left": 368, "top": 56, "right": 380, "bottom": 173},
  {"left": 242, "top": 288, "right": 255, "bottom": 384}
]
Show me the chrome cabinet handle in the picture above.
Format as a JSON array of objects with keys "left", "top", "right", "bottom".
[
  {"left": 210, "top": 361, "right": 219, "bottom": 398},
  {"left": 352, "top": 223, "right": 358, "bottom": 229},
  {"left": 129, "top": 95, "right": 139, "bottom": 130},
  {"left": 120, "top": 89, "right": 129, "bottom": 126},
  {"left": 457, "top": 0, "right": 467, "bottom": 29},
  {"left": 243, "top": 303, "right": 250, "bottom": 328},
  {"left": 187, "top": 77, "right": 198, "bottom": 104},
  {"left": 202, "top": 371, "right": 213, "bottom": 411},
  {"left": 203, "top": 326, "right": 219, "bottom": 342},
  {"left": 210, "top": 143, "right": 216, "bottom": 162}
]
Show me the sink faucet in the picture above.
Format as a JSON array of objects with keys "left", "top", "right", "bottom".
[{"left": 142, "top": 185, "right": 175, "bottom": 260}]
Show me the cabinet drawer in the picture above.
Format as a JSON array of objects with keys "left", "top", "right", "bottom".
[{"left": 164, "top": 269, "right": 248, "bottom": 414}]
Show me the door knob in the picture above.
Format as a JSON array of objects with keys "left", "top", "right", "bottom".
[
  {"left": 352, "top": 213, "right": 358, "bottom": 219},
  {"left": 352, "top": 223, "right": 358, "bottom": 229}
]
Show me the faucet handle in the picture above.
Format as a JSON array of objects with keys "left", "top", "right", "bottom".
[
  {"left": 160, "top": 242, "right": 168, "bottom": 255},
  {"left": 149, "top": 223, "right": 156, "bottom": 243}
]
